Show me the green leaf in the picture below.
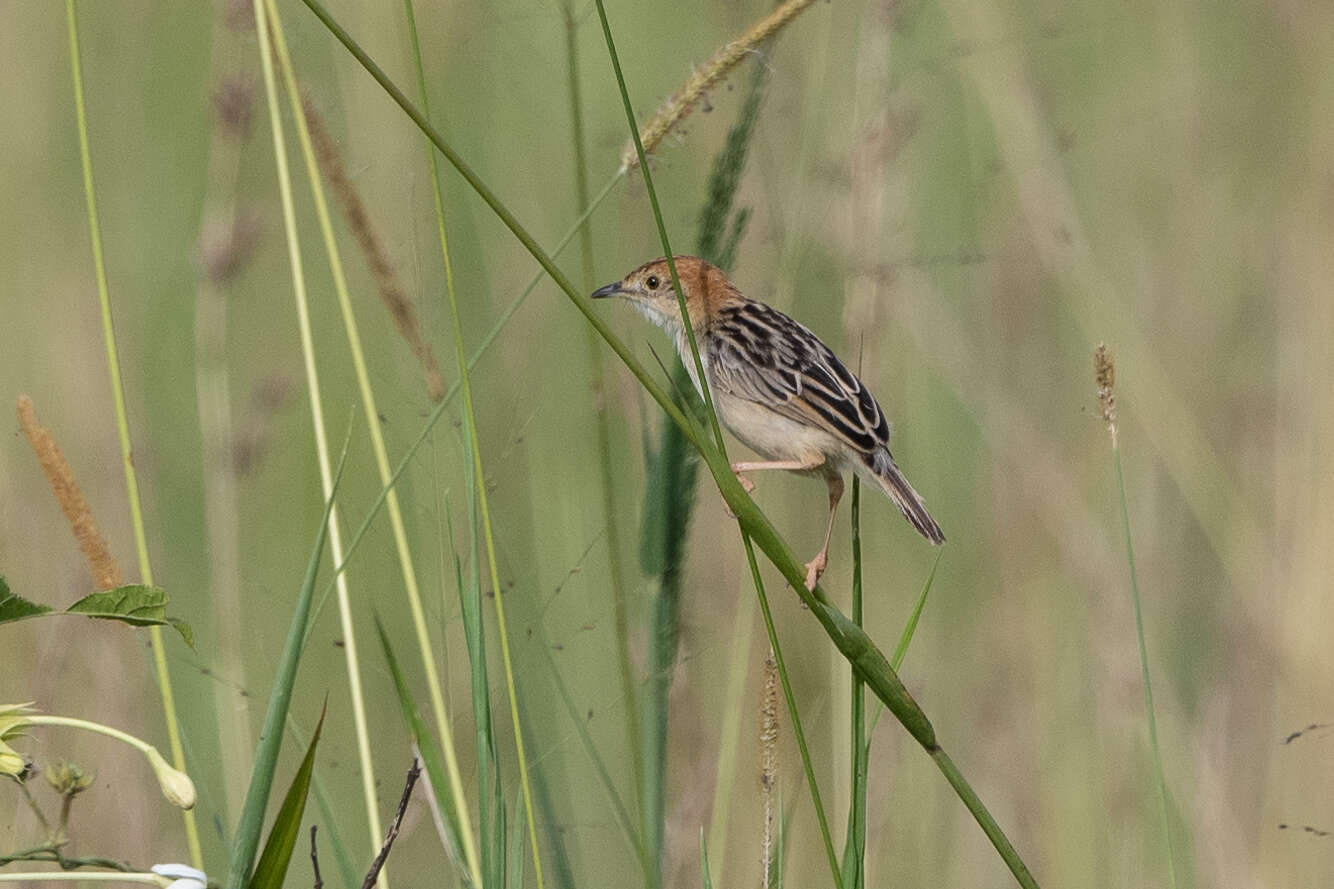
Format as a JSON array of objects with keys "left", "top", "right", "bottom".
[
  {"left": 0, "top": 578, "right": 193, "bottom": 645},
  {"left": 66, "top": 585, "right": 168, "bottom": 622},
  {"left": 699, "top": 828, "right": 715, "bottom": 889},
  {"left": 68, "top": 586, "right": 194, "bottom": 646},
  {"left": 248, "top": 705, "right": 326, "bottom": 889},
  {"left": 0, "top": 578, "right": 52, "bottom": 623}
]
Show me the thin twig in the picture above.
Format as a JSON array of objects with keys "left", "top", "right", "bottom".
[
  {"left": 361, "top": 760, "right": 422, "bottom": 889},
  {"left": 310, "top": 826, "right": 323, "bottom": 889}
]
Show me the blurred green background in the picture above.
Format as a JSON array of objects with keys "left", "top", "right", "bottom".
[{"left": 3, "top": 0, "right": 1331, "bottom": 886}]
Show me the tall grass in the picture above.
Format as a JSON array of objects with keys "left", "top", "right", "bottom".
[
  {"left": 14, "top": 2, "right": 1322, "bottom": 888},
  {"left": 63, "top": 0, "right": 201, "bottom": 866}
]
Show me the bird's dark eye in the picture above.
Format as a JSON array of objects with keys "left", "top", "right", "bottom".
[{"left": 645, "top": 275, "right": 659, "bottom": 290}]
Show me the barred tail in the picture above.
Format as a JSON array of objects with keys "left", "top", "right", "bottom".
[{"left": 864, "top": 449, "right": 945, "bottom": 544}]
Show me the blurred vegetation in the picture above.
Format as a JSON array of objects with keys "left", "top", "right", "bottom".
[{"left": 3, "top": 0, "right": 1333, "bottom": 887}]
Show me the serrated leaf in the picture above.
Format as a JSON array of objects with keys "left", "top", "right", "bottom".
[
  {"left": 67, "top": 585, "right": 168, "bottom": 621},
  {"left": 248, "top": 704, "right": 325, "bottom": 889},
  {"left": 0, "top": 578, "right": 52, "bottom": 624},
  {"left": 0, "top": 579, "right": 191, "bottom": 644},
  {"left": 65, "top": 585, "right": 194, "bottom": 645}
]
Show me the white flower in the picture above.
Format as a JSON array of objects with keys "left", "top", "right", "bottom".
[{"left": 151, "top": 863, "right": 208, "bottom": 889}]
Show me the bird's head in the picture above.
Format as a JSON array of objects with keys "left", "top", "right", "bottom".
[{"left": 591, "top": 255, "right": 735, "bottom": 333}]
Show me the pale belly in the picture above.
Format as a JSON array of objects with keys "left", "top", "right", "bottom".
[
  {"left": 713, "top": 389, "right": 847, "bottom": 472},
  {"left": 677, "top": 333, "right": 850, "bottom": 474}
]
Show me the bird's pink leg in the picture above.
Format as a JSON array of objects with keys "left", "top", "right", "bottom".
[
  {"left": 804, "top": 474, "right": 845, "bottom": 590},
  {"left": 729, "top": 458, "right": 822, "bottom": 494}
]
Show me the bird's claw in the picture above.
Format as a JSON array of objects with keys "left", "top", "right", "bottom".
[
  {"left": 731, "top": 468, "right": 756, "bottom": 494},
  {"left": 803, "top": 553, "right": 827, "bottom": 591}
]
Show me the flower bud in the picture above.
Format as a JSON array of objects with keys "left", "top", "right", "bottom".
[{"left": 147, "top": 749, "right": 197, "bottom": 810}]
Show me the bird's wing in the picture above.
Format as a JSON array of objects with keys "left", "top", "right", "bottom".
[{"left": 707, "top": 300, "right": 891, "bottom": 456}]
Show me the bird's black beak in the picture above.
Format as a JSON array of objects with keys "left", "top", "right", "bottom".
[{"left": 591, "top": 281, "right": 624, "bottom": 299}]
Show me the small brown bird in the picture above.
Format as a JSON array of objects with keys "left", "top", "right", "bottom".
[{"left": 593, "top": 255, "right": 944, "bottom": 590}]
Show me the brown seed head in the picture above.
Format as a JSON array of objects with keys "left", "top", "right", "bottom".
[
  {"left": 759, "top": 652, "right": 779, "bottom": 889},
  {"left": 303, "top": 97, "right": 447, "bottom": 403},
  {"left": 623, "top": 0, "right": 817, "bottom": 171},
  {"left": 1094, "top": 343, "right": 1117, "bottom": 446},
  {"left": 16, "top": 395, "right": 122, "bottom": 590}
]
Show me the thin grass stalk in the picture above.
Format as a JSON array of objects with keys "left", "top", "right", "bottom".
[
  {"left": 593, "top": 7, "right": 845, "bottom": 885},
  {"left": 63, "top": 0, "right": 201, "bottom": 867},
  {"left": 287, "top": 719, "right": 360, "bottom": 889},
  {"left": 591, "top": 0, "right": 720, "bottom": 452},
  {"left": 843, "top": 479, "right": 867, "bottom": 889},
  {"left": 1116, "top": 451, "right": 1178, "bottom": 885},
  {"left": 309, "top": 171, "right": 622, "bottom": 634},
  {"left": 193, "top": 18, "right": 256, "bottom": 825},
  {"left": 512, "top": 694, "right": 576, "bottom": 889},
  {"left": 248, "top": 0, "right": 385, "bottom": 873},
  {"left": 638, "top": 399, "right": 697, "bottom": 883},
  {"left": 296, "top": 0, "right": 692, "bottom": 440},
  {"left": 590, "top": 2, "right": 728, "bottom": 878},
  {"left": 269, "top": 4, "right": 491, "bottom": 884},
  {"left": 699, "top": 828, "right": 715, "bottom": 889},
  {"left": 542, "top": 645, "right": 652, "bottom": 880},
  {"left": 694, "top": 68, "right": 764, "bottom": 881},
  {"left": 1098, "top": 345, "right": 1177, "bottom": 887},
  {"left": 294, "top": 8, "right": 1040, "bottom": 882},
  {"left": 760, "top": 652, "right": 778, "bottom": 889},
  {"left": 743, "top": 537, "right": 845, "bottom": 889},
  {"left": 620, "top": 0, "right": 817, "bottom": 170},
  {"left": 704, "top": 583, "right": 755, "bottom": 874},
  {"left": 395, "top": 9, "right": 500, "bottom": 885},
  {"left": 224, "top": 437, "right": 348, "bottom": 889},
  {"left": 560, "top": 1, "right": 645, "bottom": 842},
  {"left": 395, "top": 3, "right": 545, "bottom": 882},
  {"left": 448, "top": 463, "right": 502, "bottom": 887}
]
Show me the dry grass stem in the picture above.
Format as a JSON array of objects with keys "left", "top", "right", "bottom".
[
  {"left": 759, "top": 651, "right": 779, "bottom": 889},
  {"left": 303, "top": 96, "right": 447, "bottom": 402},
  {"left": 622, "top": 0, "right": 816, "bottom": 170},
  {"left": 1095, "top": 342, "right": 1117, "bottom": 448},
  {"left": 16, "top": 395, "right": 122, "bottom": 590}
]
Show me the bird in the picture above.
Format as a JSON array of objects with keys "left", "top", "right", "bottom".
[{"left": 592, "top": 255, "right": 944, "bottom": 590}]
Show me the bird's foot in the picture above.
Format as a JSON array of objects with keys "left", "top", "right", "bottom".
[
  {"left": 803, "top": 551, "right": 828, "bottom": 591},
  {"left": 730, "top": 466, "right": 756, "bottom": 494},
  {"left": 721, "top": 489, "right": 738, "bottom": 519}
]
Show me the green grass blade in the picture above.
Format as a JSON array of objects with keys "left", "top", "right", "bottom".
[
  {"left": 223, "top": 431, "right": 350, "bottom": 889},
  {"left": 402, "top": 3, "right": 546, "bottom": 878},
  {"left": 541, "top": 641, "right": 651, "bottom": 880},
  {"left": 374, "top": 616, "right": 472, "bottom": 884},
  {"left": 290, "top": 721, "right": 360, "bottom": 889},
  {"left": 699, "top": 829, "right": 714, "bottom": 889},
  {"left": 294, "top": 8, "right": 1040, "bottom": 882},
  {"left": 514, "top": 694, "right": 576, "bottom": 889},
  {"left": 743, "top": 535, "right": 845, "bottom": 889},
  {"left": 560, "top": 0, "right": 644, "bottom": 834},
  {"left": 590, "top": 0, "right": 722, "bottom": 453},
  {"left": 1113, "top": 444, "right": 1178, "bottom": 887},
  {"left": 842, "top": 480, "right": 866, "bottom": 889},
  {"left": 64, "top": 0, "right": 200, "bottom": 864},
  {"left": 248, "top": 706, "right": 326, "bottom": 889},
  {"left": 891, "top": 551, "right": 943, "bottom": 672}
]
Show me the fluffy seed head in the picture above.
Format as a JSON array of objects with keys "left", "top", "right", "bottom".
[{"left": 1094, "top": 342, "right": 1118, "bottom": 447}]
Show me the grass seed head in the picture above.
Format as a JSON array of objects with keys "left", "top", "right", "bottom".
[
  {"left": 17, "top": 395, "right": 121, "bottom": 590},
  {"left": 1094, "top": 343, "right": 1118, "bottom": 447}
]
